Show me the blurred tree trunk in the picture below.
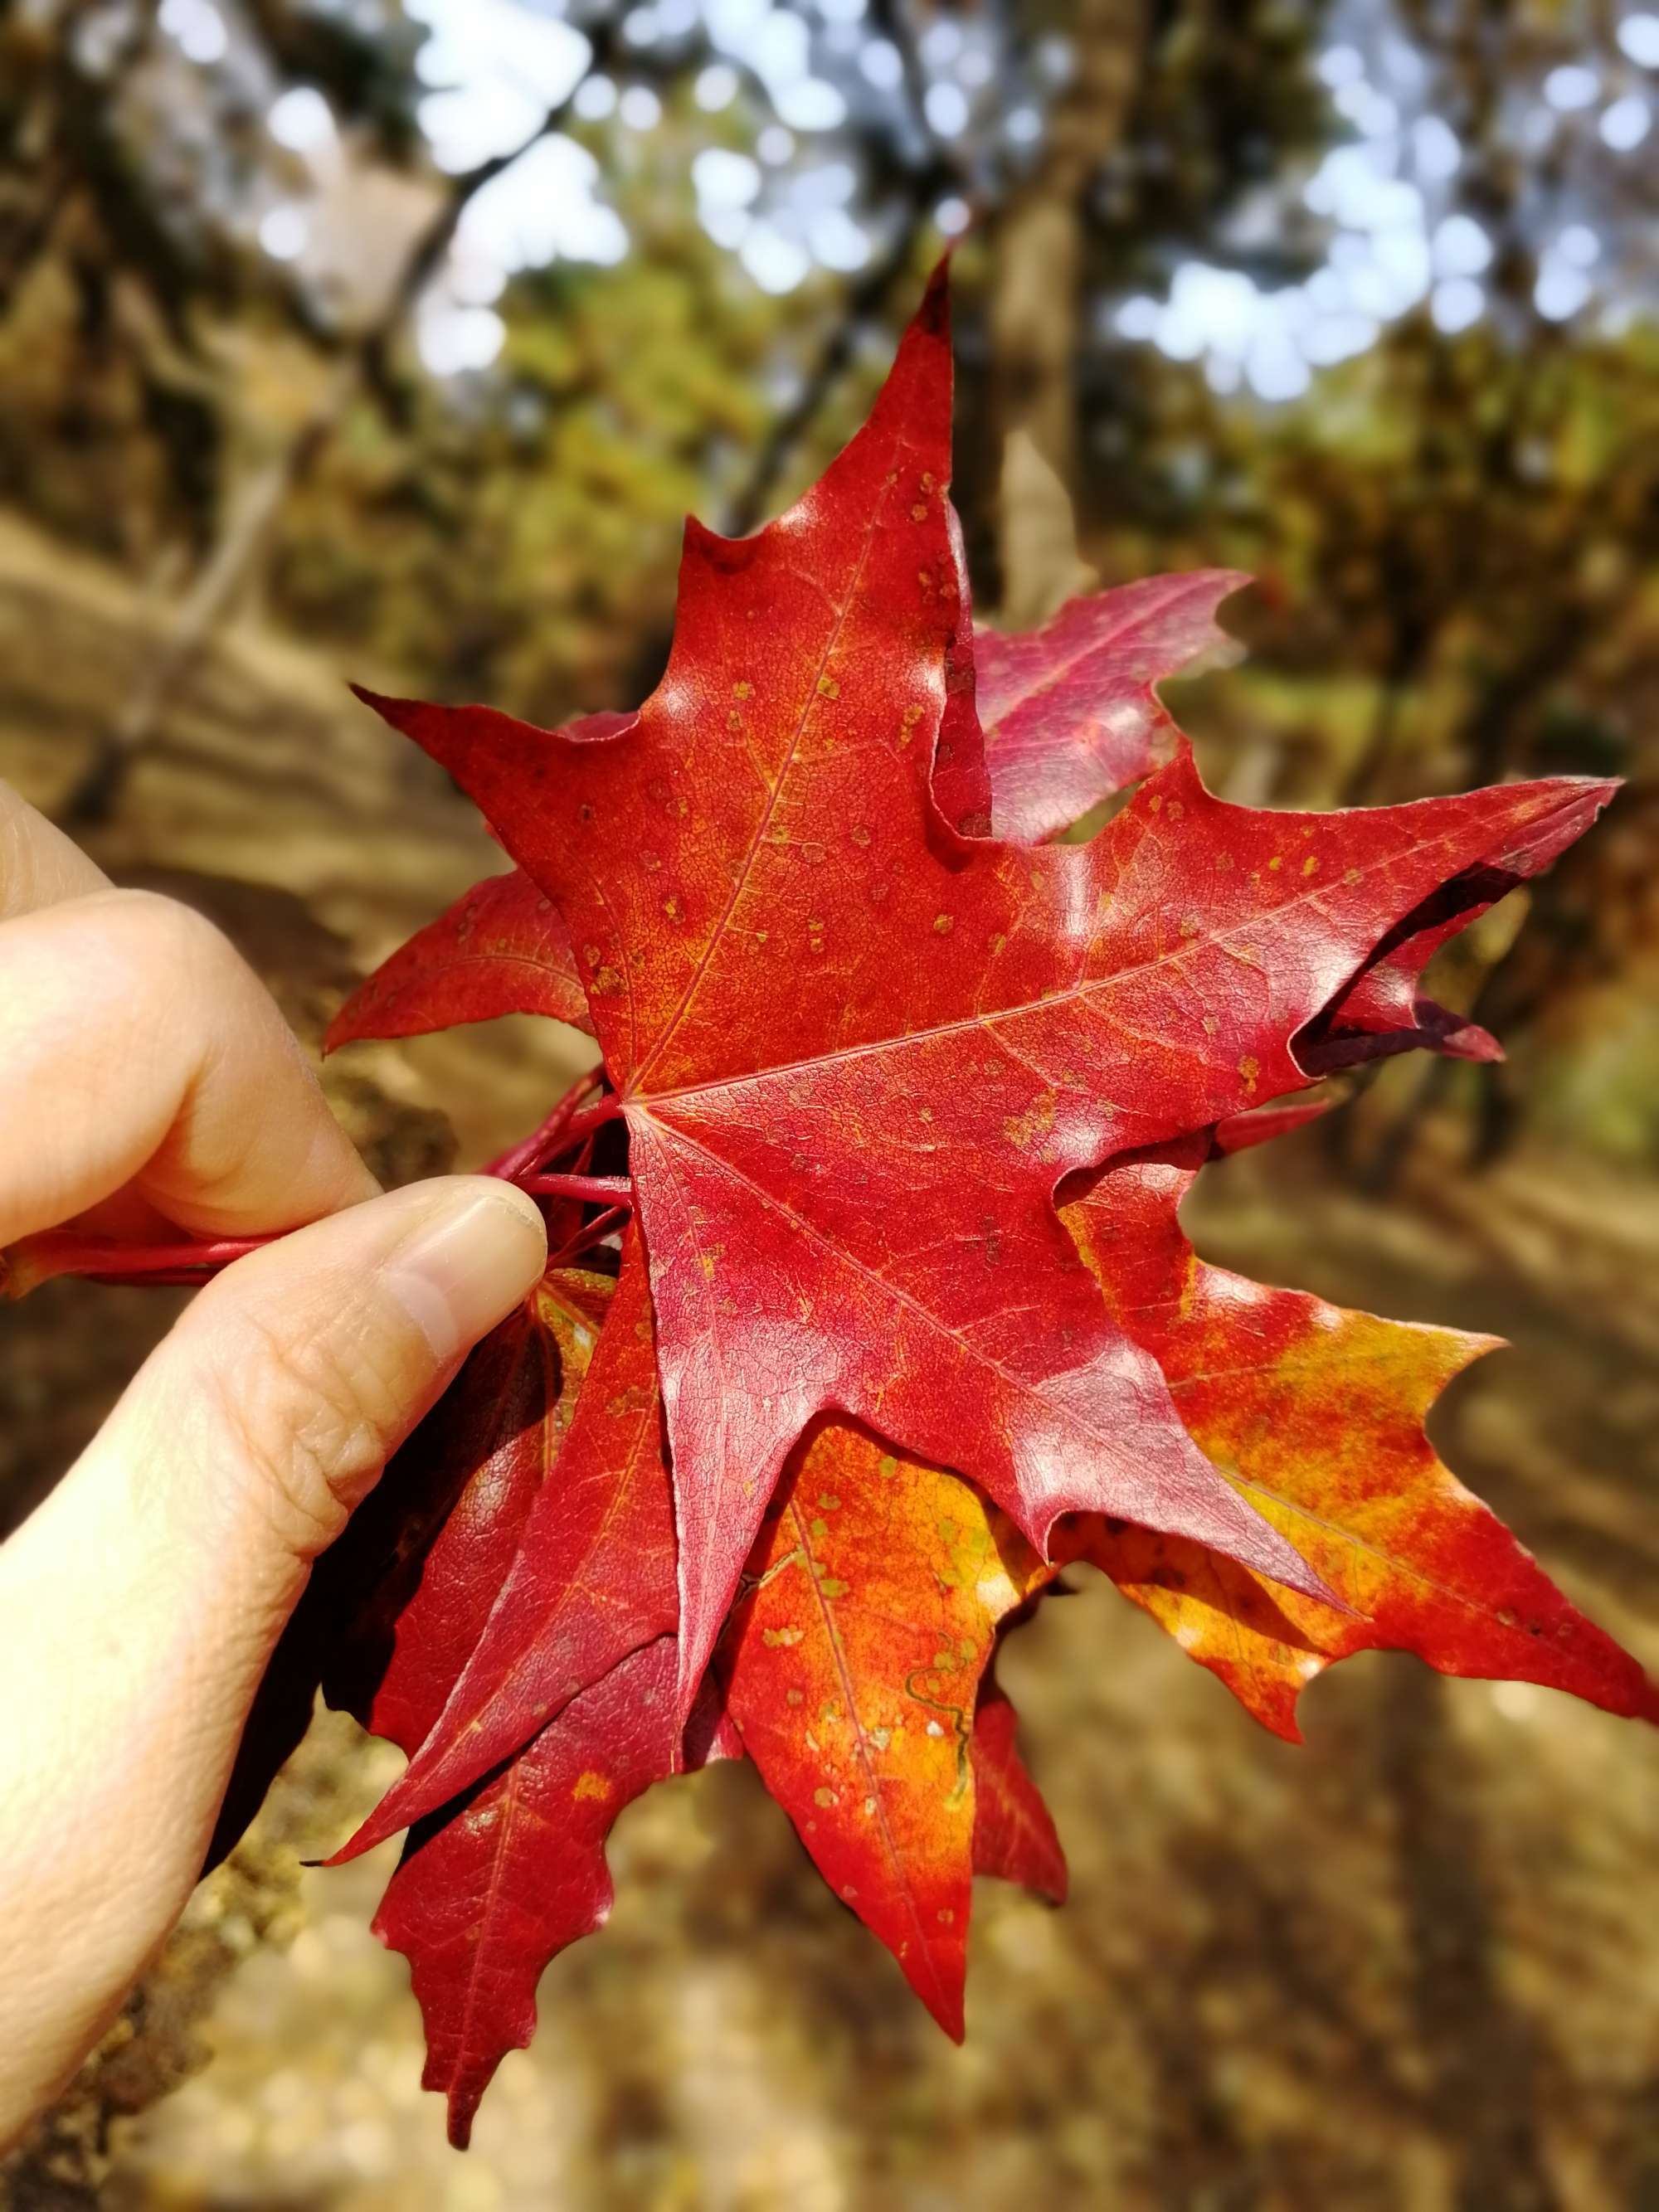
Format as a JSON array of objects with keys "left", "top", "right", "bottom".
[
  {"left": 989, "top": 0, "right": 1145, "bottom": 626},
  {"left": 60, "top": 369, "right": 355, "bottom": 824},
  {"left": 57, "top": 167, "right": 479, "bottom": 824},
  {"left": 57, "top": 15, "right": 620, "bottom": 826}
]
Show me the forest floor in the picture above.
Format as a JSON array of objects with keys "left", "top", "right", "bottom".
[{"left": 0, "top": 518, "right": 1655, "bottom": 2212}]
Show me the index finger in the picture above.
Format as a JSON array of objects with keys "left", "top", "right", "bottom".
[{"left": 0, "top": 786, "right": 377, "bottom": 1243}]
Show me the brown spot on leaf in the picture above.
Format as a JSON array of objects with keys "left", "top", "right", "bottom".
[{"left": 1004, "top": 1091, "right": 1058, "bottom": 1151}]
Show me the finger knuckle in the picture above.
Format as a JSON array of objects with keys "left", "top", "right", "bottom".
[
  {"left": 197, "top": 1305, "right": 405, "bottom": 1559},
  {"left": 109, "top": 887, "right": 239, "bottom": 982}
]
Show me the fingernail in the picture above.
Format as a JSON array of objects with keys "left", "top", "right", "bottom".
[{"left": 385, "top": 1183, "right": 547, "bottom": 1362}]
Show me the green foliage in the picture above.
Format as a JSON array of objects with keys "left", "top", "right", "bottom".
[{"left": 270, "top": 228, "right": 799, "bottom": 717}]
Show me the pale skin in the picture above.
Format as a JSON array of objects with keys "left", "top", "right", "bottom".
[{"left": 0, "top": 784, "right": 549, "bottom": 2144}]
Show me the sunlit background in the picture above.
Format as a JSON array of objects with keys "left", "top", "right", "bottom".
[
  {"left": 2, "top": 2, "right": 1658, "bottom": 2207},
  {"left": 76, "top": 0, "right": 1659, "bottom": 373}
]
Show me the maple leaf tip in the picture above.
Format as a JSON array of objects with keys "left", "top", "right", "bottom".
[
  {"left": 1440, "top": 1022, "right": 1506, "bottom": 1064},
  {"left": 1212, "top": 1096, "right": 1335, "bottom": 1156},
  {"left": 1193, "top": 566, "right": 1255, "bottom": 610},
  {"left": 321, "top": 1811, "right": 396, "bottom": 1867},
  {"left": 1459, "top": 1330, "right": 1509, "bottom": 1370},
  {"left": 1543, "top": 772, "right": 1622, "bottom": 819},
  {"left": 1258, "top": 1704, "right": 1308, "bottom": 1748},
  {"left": 916, "top": 1979, "right": 966, "bottom": 2044},
  {"left": 347, "top": 680, "right": 429, "bottom": 743},
  {"left": 680, "top": 508, "right": 753, "bottom": 565},
  {"left": 918, "top": 249, "right": 955, "bottom": 322}
]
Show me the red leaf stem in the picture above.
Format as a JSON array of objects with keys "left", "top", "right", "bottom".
[
  {"left": 480, "top": 1067, "right": 604, "bottom": 1182},
  {"left": 521, "top": 1174, "right": 634, "bottom": 1206},
  {"left": 556, "top": 1093, "right": 625, "bottom": 1154},
  {"left": 547, "top": 1205, "right": 630, "bottom": 1266},
  {"left": 2, "top": 1232, "right": 275, "bottom": 1296}
]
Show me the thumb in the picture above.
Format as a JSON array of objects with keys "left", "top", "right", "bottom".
[{"left": 0, "top": 1176, "right": 546, "bottom": 2136}]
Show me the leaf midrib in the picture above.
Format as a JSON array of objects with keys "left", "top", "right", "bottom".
[
  {"left": 630, "top": 788, "right": 1588, "bottom": 1111},
  {"left": 780, "top": 1490, "right": 956, "bottom": 2015},
  {"left": 980, "top": 571, "right": 1224, "bottom": 745},
  {"left": 630, "top": 428, "right": 917, "bottom": 1092}
]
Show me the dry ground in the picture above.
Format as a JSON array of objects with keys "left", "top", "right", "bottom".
[{"left": 0, "top": 519, "right": 1655, "bottom": 2212}]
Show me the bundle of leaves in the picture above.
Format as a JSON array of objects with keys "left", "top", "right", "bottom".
[{"left": 199, "top": 270, "right": 1653, "bottom": 2146}]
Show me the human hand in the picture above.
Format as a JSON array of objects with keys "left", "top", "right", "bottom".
[{"left": 0, "top": 783, "right": 547, "bottom": 2142}]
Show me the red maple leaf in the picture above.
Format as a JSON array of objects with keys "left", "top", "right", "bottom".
[
  {"left": 325, "top": 867, "right": 594, "bottom": 1048},
  {"left": 347, "top": 270, "right": 1621, "bottom": 1729},
  {"left": 374, "top": 1636, "right": 689, "bottom": 2148},
  {"left": 334, "top": 1222, "right": 679, "bottom": 1859},
  {"left": 30, "top": 264, "right": 1649, "bottom": 2148},
  {"left": 975, "top": 569, "right": 1248, "bottom": 842},
  {"left": 717, "top": 1415, "right": 1052, "bottom": 2036},
  {"left": 1058, "top": 1125, "right": 1659, "bottom": 1735},
  {"left": 969, "top": 1676, "right": 1068, "bottom": 1908},
  {"left": 257, "top": 1228, "right": 712, "bottom": 2147}
]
